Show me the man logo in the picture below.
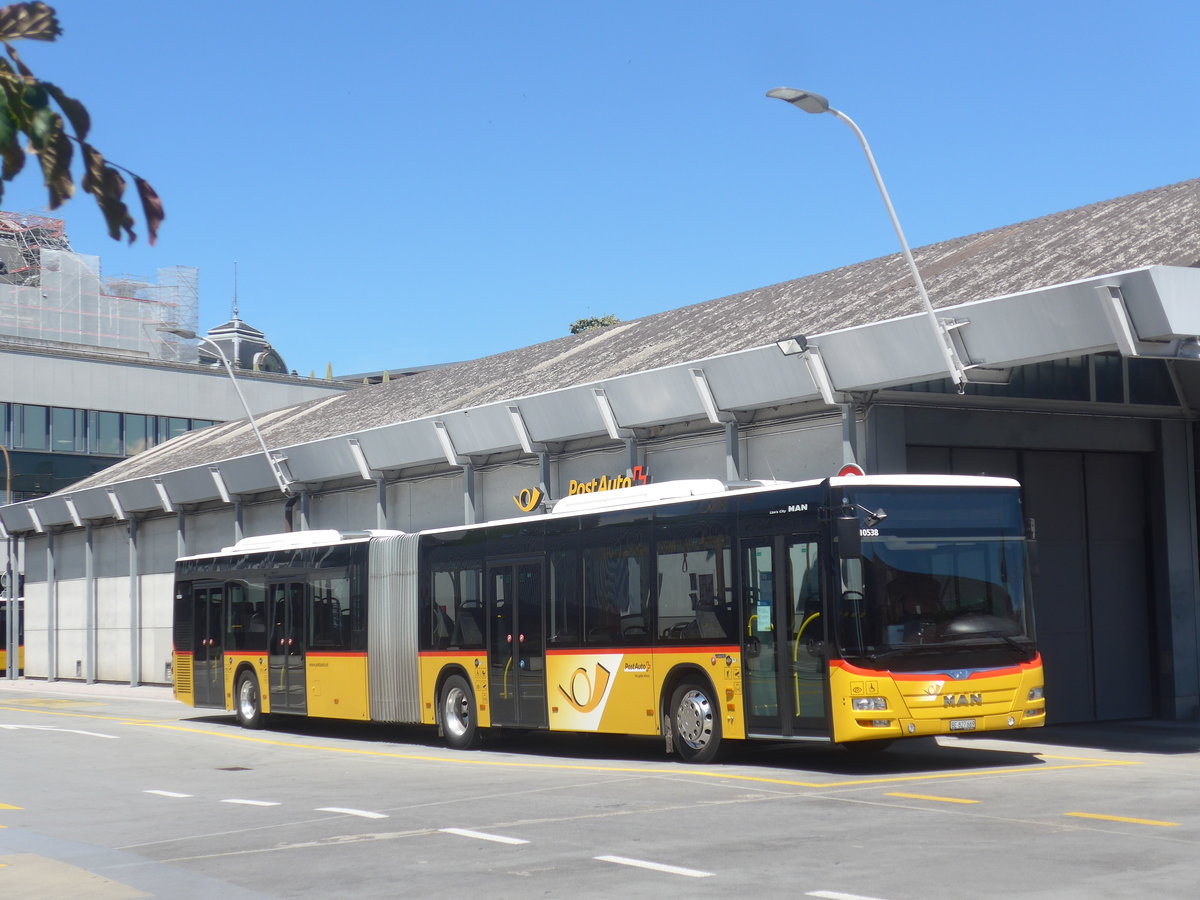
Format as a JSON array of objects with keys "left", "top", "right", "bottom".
[
  {"left": 943, "top": 693, "right": 983, "bottom": 707},
  {"left": 513, "top": 487, "right": 543, "bottom": 512},
  {"left": 558, "top": 663, "right": 612, "bottom": 713}
]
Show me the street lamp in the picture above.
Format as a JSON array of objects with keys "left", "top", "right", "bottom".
[
  {"left": 766, "top": 87, "right": 969, "bottom": 390},
  {"left": 1, "top": 443, "right": 13, "bottom": 680},
  {"left": 158, "top": 326, "right": 293, "bottom": 496}
]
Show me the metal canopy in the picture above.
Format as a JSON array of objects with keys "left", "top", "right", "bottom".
[{"left": 4, "top": 264, "right": 1198, "bottom": 533}]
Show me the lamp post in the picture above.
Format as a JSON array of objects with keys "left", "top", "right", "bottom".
[
  {"left": 158, "top": 327, "right": 293, "bottom": 496},
  {"left": 1, "top": 443, "right": 12, "bottom": 680},
  {"left": 766, "top": 87, "right": 969, "bottom": 390}
]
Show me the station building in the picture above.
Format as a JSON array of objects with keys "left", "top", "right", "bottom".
[{"left": 3, "top": 179, "right": 1200, "bottom": 724}]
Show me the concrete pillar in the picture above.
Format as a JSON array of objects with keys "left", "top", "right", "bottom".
[
  {"left": 463, "top": 464, "right": 476, "bottom": 525},
  {"left": 128, "top": 518, "right": 141, "bottom": 687},
  {"left": 1155, "top": 420, "right": 1200, "bottom": 719},
  {"left": 85, "top": 524, "right": 95, "bottom": 684},
  {"left": 375, "top": 476, "right": 388, "bottom": 530},
  {"left": 176, "top": 511, "right": 187, "bottom": 560},
  {"left": 724, "top": 421, "right": 743, "bottom": 482},
  {"left": 46, "top": 530, "right": 56, "bottom": 681}
]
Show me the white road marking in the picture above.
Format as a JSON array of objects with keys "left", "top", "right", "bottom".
[
  {"left": 807, "top": 891, "right": 892, "bottom": 900},
  {"left": 221, "top": 799, "right": 281, "bottom": 807},
  {"left": 0, "top": 723, "right": 118, "bottom": 739},
  {"left": 144, "top": 790, "right": 193, "bottom": 798},
  {"left": 316, "top": 807, "right": 389, "bottom": 819},
  {"left": 595, "top": 855, "right": 714, "bottom": 878},
  {"left": 439, "top": 827, "right": 529, "bottom": 845}
]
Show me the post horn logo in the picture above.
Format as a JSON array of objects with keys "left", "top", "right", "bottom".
[
  {"left": 558, "top": 663, "right": 612, "bottom": 713},
  {"left": 513, "top": 487, "right": 543, "bottom": 512}
]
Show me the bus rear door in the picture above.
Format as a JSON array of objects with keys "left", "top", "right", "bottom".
[
  {"left": 486, "top": 558, "right": 547, "bottom": 729},
  {"left": 268, "top": 581, "right": 308, "bottom": 714},
  {"left": 192, "top": 583, "right": 225, "bottom": 708}
]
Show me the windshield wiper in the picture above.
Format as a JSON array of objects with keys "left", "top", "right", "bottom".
[{"left": 846, "top": 645, "right": 947, "bottom": 663}]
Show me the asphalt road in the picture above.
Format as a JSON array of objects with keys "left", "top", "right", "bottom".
[{"left": 2, "top": 679, "right": 1199, "bottom": 899}]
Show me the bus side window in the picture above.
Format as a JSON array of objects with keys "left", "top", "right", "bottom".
[
  {"left": 655, "top": 522, "right": 732, "bottom": 642},
  {"left": 582, "top": 528, "right": 649, "bottom": 645},
  {"left": 548, "top": 549, "right": 580, "bottom": 646},
  {"left": 309, "top": 574, "right": 351, "bottom": 651},
  {"left": 431, "top": 559, "right": 484, "bottom": 650}
]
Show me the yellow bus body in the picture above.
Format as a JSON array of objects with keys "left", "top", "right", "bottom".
[{"left": 829, "top": 655, "right": 1045, "bottom": 742}]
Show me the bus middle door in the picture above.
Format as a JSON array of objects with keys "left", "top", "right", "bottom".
[
  {"left": 268, "top": 581, "right": 308, "bottom": 714},
  {"left": 486, "top": 558, "right": 547, "bottom": 730}
]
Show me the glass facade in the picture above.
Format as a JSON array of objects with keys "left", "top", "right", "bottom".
[
  {"left": 897, "top": 353, "right": 1180, "bottom": 406},
  {"left": 1, "top": 401, "right": 218, "bottom": 459}
]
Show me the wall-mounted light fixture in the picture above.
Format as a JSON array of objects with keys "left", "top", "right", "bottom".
[
  {"left": 209, "top": 466, "right": 232, "bottom": 504},
  {"left": 347, "top": 438, "right": 374, "bottom": 481},
  {"left": 592, "top": 388, "right": 630, "bottom": 441},
  {"left": 106, "top": 489, "right": 126, "bottom": 521},
  {"left": 64, "top": 496, "right": 83, "bottom": 528},
  {"left": 152, "top": 478, "right": 174, "bottom": 514},
  {"left": 433, "top": 420, "right": 466, "bottom": 467}
]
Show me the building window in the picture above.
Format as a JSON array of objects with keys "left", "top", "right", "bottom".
[
  {"left": 89, "top": 410, "right": 122, "bottom": 456},
  {"left": 895, "top": 353, "right": 1179, "bottom": 407},
  {"left": 16, "top": 404, "right": 48, "bottom": 450},
  {"left": 124, "top": 414, "right": 151, "bottom": 455},
  {"left": 51, "top": 407, "right": 86, "bottom": 453},
  {"left": 157, "top": 416, "right": 189, "bottom": 443}
]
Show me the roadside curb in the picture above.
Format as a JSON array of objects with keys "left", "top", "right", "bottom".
[{"left": 0, "top": 677, "right": 175, "bottom": 703}]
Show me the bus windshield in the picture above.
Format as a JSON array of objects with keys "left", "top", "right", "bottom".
[{"left": 834, "top": 486, "right": 1034, "bottom": 670}]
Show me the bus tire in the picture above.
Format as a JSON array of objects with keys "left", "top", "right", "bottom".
[
  {"left": 670, "top": 680, "right": 722, "bottom": 764},
  {"left": 235, "top": 670, "right": 266, "bottom": 730},
  {"left": 440, "top": 674, "right": 481, "bottom": 750}
]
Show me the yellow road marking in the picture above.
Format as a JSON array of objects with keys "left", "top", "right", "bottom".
[
  {"left": 0, "top": 703, "right": 1139, "bottom": 790},
  {"left": 1065, "top": 812, "right": 1180, "bottom": 827},
  {"left": 887, "top": 792, "right": 979, "bottom": 804},
  {"left": 0, "top": 802, "right": 22, "bottom": 810}
]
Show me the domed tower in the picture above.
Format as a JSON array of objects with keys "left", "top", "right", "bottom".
[{"left": 199, "top": 278, "right": 288, "bottom": 373}]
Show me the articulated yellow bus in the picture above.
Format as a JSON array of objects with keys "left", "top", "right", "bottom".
[{"left": 173, "top": 475, "right": 1044, "bottom": 761}]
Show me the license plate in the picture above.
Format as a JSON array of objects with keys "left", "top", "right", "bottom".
[{"left": 949, "top": 718, "right": 977, "bottom": 732}]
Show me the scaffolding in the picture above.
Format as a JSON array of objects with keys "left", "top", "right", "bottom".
[{"left": 0, "top": 210, "right": 200, "bottom": 360}]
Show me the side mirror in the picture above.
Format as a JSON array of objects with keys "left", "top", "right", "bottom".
[
  {"left": 1024, "top": 517, "right": 1039, "bottom": 575},
  {"left": 837, "top": 515, "right": 863, "bottom": 559}
]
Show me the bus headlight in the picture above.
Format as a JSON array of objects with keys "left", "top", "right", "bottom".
[
  {"left": 1028, "top": 686, "right": 1044, "bottom": 701},
  {"left": 852, "top": 697, "right": 888, "bottom": 711}
]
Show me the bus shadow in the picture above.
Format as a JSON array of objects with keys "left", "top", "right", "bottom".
[
  {"left": 959, "top": 720, "right": 1200, "bottom": 756},
  {"left": 183, "top": 712, "right": 1046, "bottom": 775}
]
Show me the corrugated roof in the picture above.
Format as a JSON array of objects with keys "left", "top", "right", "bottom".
[{"left": 64, "top": 177, "right": 1200, "bottom": 491}]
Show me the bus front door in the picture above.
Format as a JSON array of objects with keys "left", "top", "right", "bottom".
[
  {"left": 268, "top": 581, "right": 308, "bottom": 714},
  {"left": 193, "top": 584, "right": 225, "bottom": 708},
  {"left": 486, "top": 559, "right": 547, "bottom": 730},
  {"left": 741, "top": 535, "right": 828, "bottom": 736}
]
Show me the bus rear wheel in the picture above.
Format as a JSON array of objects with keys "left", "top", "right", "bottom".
[
  {"left": 440, "top": 674, "right": 480, "bottom": 750},
  {"left": 235, "top": 671, "right": 266, "bottom": 730},
  {"left": 670, "top": 680, "right": 722, "bottom": 763}
]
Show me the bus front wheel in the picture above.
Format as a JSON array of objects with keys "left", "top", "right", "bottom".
[
  {"left": 235, "top": 671, "right": 266, "bottom": 730},
  {"left": 670, "top": 680, "right": 722, "bottom": 763},
  {"left": 440, "top": 674, "right": 481, "bottom": 750}
]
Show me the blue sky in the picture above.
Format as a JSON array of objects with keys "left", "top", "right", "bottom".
[{"left": 5, "top": 1, "right": 1198, "bottom": 377}]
